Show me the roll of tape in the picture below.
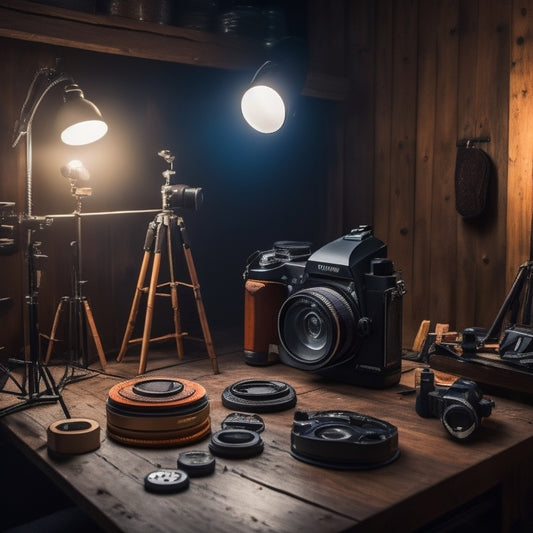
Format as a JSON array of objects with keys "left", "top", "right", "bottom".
[{"left": 47, "top": 418, "right": 101, "bottom": 455}]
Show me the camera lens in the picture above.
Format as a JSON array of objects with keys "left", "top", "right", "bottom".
[
  {"left": 278, "top": 286, "right": 358, "bottom": 369},
  {"left": 442, "top": 403, "right": 478, "bottom": 440},
  {"left": 165, "top": 184, "right": 203, "bottom": 210}
]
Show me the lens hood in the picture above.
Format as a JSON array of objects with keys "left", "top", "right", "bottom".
[
  {"left": 221, "top": 379, "right": 296, "bottom": 413},
  {"left": 290, "top": 410, "right": 400, "bottom": 470}
]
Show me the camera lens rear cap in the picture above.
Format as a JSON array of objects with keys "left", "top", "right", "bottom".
[
  {"left": 221, "top": 379, "right": 296, "bottom": 413},
  {"left": 144, "top": 469, "right": 189, "bottom": 494},
  {"left": 178, "top": 450, "right": 216, "bottom": 476},
  {"left": 209, "top": 429, "right": 264, "bottom": 458}
]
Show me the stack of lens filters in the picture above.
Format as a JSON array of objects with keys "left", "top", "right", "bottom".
[{"left": 106, "top": 377, "right": 210, "bottom": 448}]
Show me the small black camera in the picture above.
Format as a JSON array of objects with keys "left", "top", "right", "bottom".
[
  {"left": 243, "top": 226, "right": 406, "bottom": 388},
  {"left": 158, "top": 149, "right": 203, "bottom": 211},
  {"left": 162, "top": 184, "right": 203, "bottom": 211},
  {"left": 415, "top": 368, "right": 495, "bottom": 440}
]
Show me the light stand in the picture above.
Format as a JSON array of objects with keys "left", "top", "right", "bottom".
[
  {"left": 44, "top": 164, "right": 106, "bottom": 373},
  {"left": 0, "top": 67, "right": 107, "bottom": 418},
  {"left": 0, "top": 218, "right": 70, "bottom": 417}
]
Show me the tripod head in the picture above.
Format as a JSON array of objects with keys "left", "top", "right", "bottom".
[{"left": 157, "top": 149, "right": 203, "bottom": 212}]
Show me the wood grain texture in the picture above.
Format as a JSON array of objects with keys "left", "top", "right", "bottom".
[
  {"left": 507, "top": 0, "right": 533, "bottom": 284},
  {"left": 2, "top": 349, "right": 533, "bottom": 532}
]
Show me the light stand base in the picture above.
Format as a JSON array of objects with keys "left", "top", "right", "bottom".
[
  {"left": 44, "top": 295, "right": 107, "bottom": 370},
  {"left": 0, "top": 358, "right": 70, "bottom": 418}
]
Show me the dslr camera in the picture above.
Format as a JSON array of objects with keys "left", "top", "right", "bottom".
[
  {"left": 415, "top": 368, "right": 495, "bottom": 440},
  {"left": 243, "top": 226, "right": 406, "bottom": 388}
]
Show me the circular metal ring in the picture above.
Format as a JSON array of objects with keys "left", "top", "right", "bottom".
[
  {"left": 221, "top": 379, "right": 296, "bottom": 413},
  {"left": 208, "top": 429, "right": 264, "bottom": 458}
]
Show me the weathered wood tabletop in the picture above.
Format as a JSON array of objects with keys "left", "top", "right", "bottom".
[{"left": 1, "top": 346, "right": 533, "bottom": 532}]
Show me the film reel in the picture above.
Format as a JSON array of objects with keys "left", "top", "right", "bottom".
[{"left": 106, "top": 376, "right": 211, "bottom": 448}]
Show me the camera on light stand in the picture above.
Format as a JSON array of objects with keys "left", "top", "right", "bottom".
[{"left": 44, "top": 160, "right": 107, "bottom": 371}]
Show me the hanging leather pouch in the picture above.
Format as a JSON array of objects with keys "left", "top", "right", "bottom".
[{"left": 454, "top": 144, "right": 492, "bottom": 219}]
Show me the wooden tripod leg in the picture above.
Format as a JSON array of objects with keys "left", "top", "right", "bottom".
[
  {"left": 167, "top": 225, "right": 184, "bottom": 359},
  {"left": 183, "top": 246, "right": 219, "bottom": 374},
  {"left": 45, "top": 298, "right": 66, "bottom": 364},
  {"left": 117, "top": 250, "right": 151, "bottom": 362},
  {"left": 170, "top": 281, "right": 184, "bottom": 359},
  {"left": 82, "top": 299, "right": 107, "bottom": 369},
  {"left": 138, "top": 252, "right": 162, "bottom": 375}
]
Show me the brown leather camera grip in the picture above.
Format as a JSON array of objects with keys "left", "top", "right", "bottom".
[{"left": 244, "top": 279, "right": 287, "bottom": 353}]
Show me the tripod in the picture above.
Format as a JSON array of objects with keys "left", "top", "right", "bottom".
[
  {"left": 44, "top": 191, "right": 107, "bottom": 370},
  {"left": 0, "top": 225, "right": 70, "bottom": 418},
  {"left": 117, "top": 210, "right": 219, "bottom": 375}
]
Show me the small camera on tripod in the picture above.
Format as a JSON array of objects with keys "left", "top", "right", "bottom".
[{"left": 158, "top": 149, "right": 203, "bottom": 211}]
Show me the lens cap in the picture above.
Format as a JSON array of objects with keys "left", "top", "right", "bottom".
[
  {"left": 144, "top": 469, "right": 189, "bottom": 494},
  {"left": 290, "top": 410, "right": 400, "bottom": 470},
  {"left": 221, "top": 379, "right": 296, "bottom": 413},
  {"left": 177, "top": 450, "right": 216, "bottom": 477},
  {"left": 209, "top": 429, "right": 264, "bottom": 459},
  {"left": 222, "top": 413, "right": 265, "bottom": 433},
  {"left": 132, "top": 378, "right": 184, "bottom": 397}
]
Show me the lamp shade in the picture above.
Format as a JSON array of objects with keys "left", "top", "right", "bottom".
[
  {"left": 57, "top": 84, "right": 108, "bottom": 145},
  {"left": 241, "top": 61, "right": 287, "bottom": 134},
  {"left": 241, "top": 37, "right": 308, "bottom": 134}
]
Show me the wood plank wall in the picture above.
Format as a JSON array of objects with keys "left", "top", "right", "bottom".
[
  {"left": 334, "top": 0, "right": 533, "bottom": 346},
  {"left": 2, "top": 1, "right": 533, "bottom": 358}
]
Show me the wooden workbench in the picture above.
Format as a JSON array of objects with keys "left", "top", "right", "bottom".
[{"left": 1, "top": 344, "right": 533, "bottom": 532}]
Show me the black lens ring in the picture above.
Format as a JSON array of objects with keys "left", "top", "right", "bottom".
[
  {"left": 208, "top": 429, "right": 264, "bottom": 458},
  {"left": 221, "top": 380, "right": 297, "bottom": 413}
]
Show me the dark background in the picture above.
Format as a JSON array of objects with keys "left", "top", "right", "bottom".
[{"left": 16, "top": 44, "right": 333, "bottom": 358}]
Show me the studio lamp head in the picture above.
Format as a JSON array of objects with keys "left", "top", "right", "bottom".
[
  {"left": 61, "top": 159, "right": 92, "bottom": 198},
  {"left": 12, "top": 66, "right": 108, "bottom": 215},
  {"left": 58, "top": 84, "right": 108, "bottom": 146},
  {"left": 241, "top": 37, "right": 308, "bottom": 134}
]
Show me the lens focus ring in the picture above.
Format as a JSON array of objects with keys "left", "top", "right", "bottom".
[{"left": 278, "top": 285, "right": 358, "bottom": 369}]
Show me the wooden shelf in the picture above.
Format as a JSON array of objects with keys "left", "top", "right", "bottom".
[{"left": 0, "top": 0, "right": 349, "bottom": 100}]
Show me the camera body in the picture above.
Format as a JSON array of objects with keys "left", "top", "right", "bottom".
[
  {"left": 415, "top": 368, "right": 494, "bottom": 440},
  {"left": 243, "top": 226, "right": 405, "bottom": 388}
]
